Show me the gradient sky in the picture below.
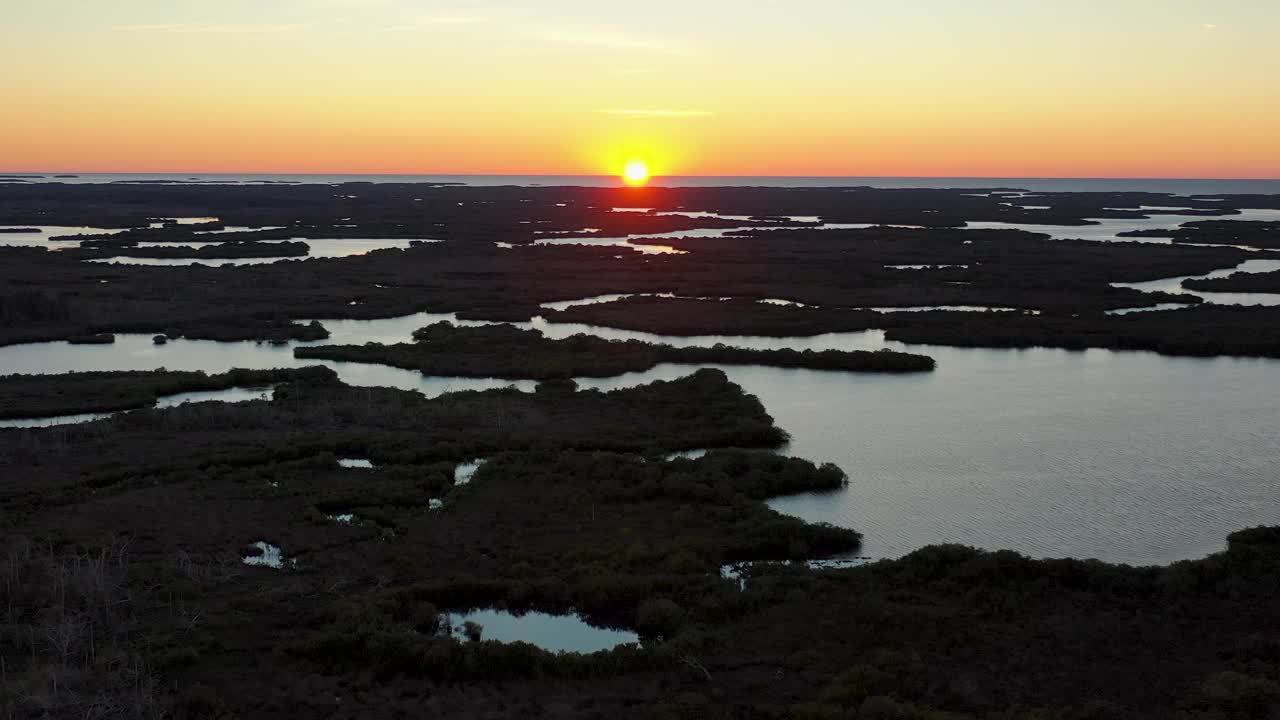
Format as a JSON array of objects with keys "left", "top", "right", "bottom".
[{"left": 3, "top": 0, "right": 1277, "bottom": 177}]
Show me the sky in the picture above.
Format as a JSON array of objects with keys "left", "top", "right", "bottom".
[{"left": 2, "top": 0, "right": 1278, "bottom": 178}]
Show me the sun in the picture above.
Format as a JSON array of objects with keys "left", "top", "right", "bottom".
[{"left": 623, "top": 160, "right": 651, "bottom": 185}]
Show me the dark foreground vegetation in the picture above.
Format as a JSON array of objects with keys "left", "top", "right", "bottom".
[
  {"left": 3, "top": 401, "right": 1279, "bottom": 718},
  {"left": 0, "top": 369, "right": 784, "bottom": 511},
  {"left": 3, "top": 183, "right": 1280, "bottom": 718},
  {"left": 2, "top": 365, "right": 1278, "bottom": 718},
  {"left": 295, "top": 322, "right": 936, "bottom": 377},
  {"left": 0, "top": 366, "right": 331, "bottom": 419}
]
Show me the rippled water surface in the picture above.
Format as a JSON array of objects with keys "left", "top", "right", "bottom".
[{"left": 753, "top": 348, "right": 1280, "bottom": 566}]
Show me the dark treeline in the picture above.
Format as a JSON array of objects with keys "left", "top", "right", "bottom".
[
  {"left": 66, "top": 333, "right": 116, "bottom": 345},
  {"left": 881, "top": 305, "right": 1280, "bottom": 357},
  {"left": 550, "top": 296, "right": 1280, "bottom": 358},
  {"left": 549, "top": 297, "right": 889, "bottom": 336},
  {"left": 2, "top": 182, "right": 1266, "bottom": 350},
  {"left": 2, "top": 182, "right": 1261, "bottom": 238},
  {"left": 295, "top": 322, "right": 936, "bottom": 376},
  {"left": 0, "top": 251, "right": 333, "bottom": 344},
  {"left": 0, "top": 221, "right": 1236, "bottom": 347},
  {"left": 1121, "top": 220, "right": 1280, "bottom": 248},
  {"left": 1184, "top": 269, "right": 1280, "bottom": 293},
  {"left": 632, "top": 226, "right": 1236, "bottom": 311},
  {"left": 86, "top": 240, "right": 312, "bottom": 260},
  {"left": 0, "top": 366, "right": 333, "bottom": 419}
]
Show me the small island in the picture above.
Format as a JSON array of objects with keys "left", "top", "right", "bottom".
[{"left": 295, "top": 322, "right": 937, "bottom": 376}]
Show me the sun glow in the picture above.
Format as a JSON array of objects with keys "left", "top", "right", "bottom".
[{"left": 623, "top": 160, "right": 651, "bottom": 185}]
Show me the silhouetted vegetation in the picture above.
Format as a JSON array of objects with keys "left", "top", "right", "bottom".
[
  {"left": 1, "top": 537, "right": 171, "bottom": 718},
  {"left": 2, "top": 367, "right": 1279, "bottom": 718},
  {"left": 0, "top": 184, "right": 1256, "bottom": 352},
  {"left": 4, "top": 182, "right": 1280, "bottom": 718},
  {"left": 1121, "top": 220, "right": 1280, "bottom": 249},
  {"left": 0, "top": 369, "right": 786, "bottom": 513},
  {"left": 882, "top": 305, "right": 1280, "bottom": 357},
  {"left": 551, "top": 296, "right": 1280, "bottom": 358},
  {"left": 295, "top": 322, "right": 936, "bottom": 376},
  {"left": 0, "top": 366, "right": 333, "bottom": 419},
  {"left": 66, "top": 333, "right": 115, "bottom": 345},
  {"left": 548, "top": 296, "right": 887, "bottom": 336},
  {"left": 0, "top": 182, "right": 1255, "bottom": 236},
  {"left": 1184, "top": 270, "right": 1280, "bottom": 293},
  {"left": 90, "top": 240, "right": 311, "bottom": 259}
]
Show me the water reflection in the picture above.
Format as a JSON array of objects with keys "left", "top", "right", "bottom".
[
  {"left": 756, "top": 347, "right": 1280, "bottom": 566},
  {"left": 86, "top": 238, "right": 439, "bottom": 266},
  {"left": 453, "top": 459, "right": 488, "bottom": 485},
  {"left": 150, "top": 217, "right": 221, "bottom": 226},
  {"left": 135, "top": 241, "right": 219, "bottom": 250},
  {"left": 0, "top": 226, "right": 126, "bottom": 250},
  {"left": 1113, "top": 258, "right": 1280, "bottom": 307},
  {"left": 243, "top": 541, "right": 287, "bottom": 569},
  {"left": 0, "top": 333, "right": 540, "bottom": 399},
  {"left": 442, "top": 609, "right": 639, "bottom": 653},
  {"left": 964, "top": 208, "right": 1280, "bottom": 245},
  {"left": 1105, "top": 303, "right": 1193, "bottom": 316},
  {"left": 532, "top": 234, "right": 685, "bottom": 255},
  {"left": 87, "top": 256, "right": 295, "bottom": 267},
  {"left": 3, "top": 299, "right": 1279, "bottom": 566},
  {"left": 0, "top": 385, "right": 274, "bottom": 428},
  {"left": 0, "top": 410, "right": 116, "bottom": 429},
  {"left": 193, "top": 225, "right": 289, "bottom": 235},
  {"left": 302, "top": 238, "right": 436, "bottom": 258},
  {"left": 870, "top": 305, "right": 1030, "bottom": 314}
]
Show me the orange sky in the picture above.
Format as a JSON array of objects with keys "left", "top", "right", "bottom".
[{"left": 3, "top": 1, "right": 1277, "bottom": 178}]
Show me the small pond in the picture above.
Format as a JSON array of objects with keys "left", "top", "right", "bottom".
[{"left": 442, "top": 609, "right": 639, "bottom": 653}]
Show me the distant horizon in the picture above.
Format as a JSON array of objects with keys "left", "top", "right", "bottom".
[{"left": 4, "top": 171, "right": 1278, "bottom": 182}]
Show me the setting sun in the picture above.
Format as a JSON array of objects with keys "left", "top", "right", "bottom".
[{"left": 623, "top": 160, "right": 651, "bottom": 185}]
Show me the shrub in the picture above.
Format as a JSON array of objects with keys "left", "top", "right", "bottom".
[{"left": 636, "top": 598, "right": 685, "bottom": 639}]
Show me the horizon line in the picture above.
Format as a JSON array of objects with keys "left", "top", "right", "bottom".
[{"left": 3, "top": 171, "right": 1279, "bottom": 182}]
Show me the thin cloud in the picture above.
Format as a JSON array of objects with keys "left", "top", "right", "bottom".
[
  {"left": 595, "top": 109, "right": 714, "bottom": 118},
  {"left": 532, "top": 21, "right": 684, "bottom": 55},
  {"left": 1202, "top": 23, "right": 1218, "bottom": 29},
  {"left": 115, "top": 22, "right": 310, "bottom": 34},
  {"left": 316, "top": 0, "right": 398, "bottom": 7},
  {"left": 377, "top": 14, "right": 489, "bottom": 31}
]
